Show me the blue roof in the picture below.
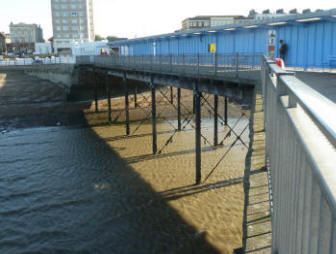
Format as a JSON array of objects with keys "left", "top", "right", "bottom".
[{"left": 110, "top": 8, "right": 336, "bottom": 46}]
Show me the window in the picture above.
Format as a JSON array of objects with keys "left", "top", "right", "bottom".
[
  {"left": 63, "top": 20, "right": 68, "bottom": 24},
  {"left": 72, "top": 12, "right": 78, "bottom": 16},
  {"left": 72, "top": 19, "right": 78, "bottom": 24},
  {"left": 63, "top": 26, "right": 69, "bottom": 31}
]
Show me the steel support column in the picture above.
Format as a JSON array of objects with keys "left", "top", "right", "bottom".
[
  {"left": 224, "top": 97, "right": 228, "bottom": 126},
  {"left": 214, "top": 95, "right": 218, "bottom": 146},
  {"left": 105, "top": 75, "right": 112, "bottom": 123},
  {"left": 170, "top": 86, "right": 173, "bottom": 104},
  {"left": 195, "top": 87, "right": 201, "bottom": 185},
  {"left": 177, "top": 87, "right": 181, "bottom": 131},
  {"left": 151, "top": 79, "right": 157, "bottom": 154},
  {"left": 124, "top": 73, "right": 130, "bottom": 135}
]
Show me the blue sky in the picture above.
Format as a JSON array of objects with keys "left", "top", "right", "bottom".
[{"left": 0, "top": 0, "right": 334, "bottom": 40}]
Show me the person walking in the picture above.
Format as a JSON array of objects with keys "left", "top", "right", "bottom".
[{"left": 279, "top": 40, "right": 288, "bottom": 62}]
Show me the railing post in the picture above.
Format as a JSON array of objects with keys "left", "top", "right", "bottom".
[
  {"left": 197, "top": 53, "right": 200, "bottom": 76},
  {"left": 214, "top": 53, "right": 218, "bottom": 75},
  {"left": 235, "top": 53, "right": 239, "bottom": 78},
  {"left": 170, "top": 54, "right": 172, "bottom": 72},
  {"left": 150, "top": 55, "right": 153, "bottom": 71},
  {"left": 182, "top": 54, "right": 185, "bottom": 74},
  {"left": 159, "top": 55, "right": 162, "bottom": 72}
]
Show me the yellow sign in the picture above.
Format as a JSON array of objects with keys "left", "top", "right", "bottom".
[{"left": 208, "top": 44, "right": 216, "bottom": 53}]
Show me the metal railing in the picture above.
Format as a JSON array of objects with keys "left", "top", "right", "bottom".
[
  {"left": 262, "top": 56, "right": 336, "bottom": 253},
  {"left": 0, "top": 56, "right": 76, "bottom": 66},
  {"left": 77, "top": 53, "right": 262, "bottom": 81}
]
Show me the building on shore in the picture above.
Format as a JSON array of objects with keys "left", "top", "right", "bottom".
[
  {"left": 8, "top": 23, "right": 44, "bottom": 55},
  {"left": 34, "top": 42, "right": 52, "bottom": 55},
  {"left": 0, "top": 32, "right": 7, "bottom": 55},
  {"left": 181, "top": 16, "right": 249, "bottom": 31},
  {"left": 51, "top": 0, "right": 95, "bottom": 55},
  {"left": 248, "top": 9, "right": 293, "bottom": 20},
  {"left": 9, "top": 23, "right": 44, "bottom": 43},
  {"left": 181, "top": 9, "right": 302, "bottom": 31}
]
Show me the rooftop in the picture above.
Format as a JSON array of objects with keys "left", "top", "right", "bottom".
[{"left": 110, "top": 8, "right": 336, "bottom": 46}]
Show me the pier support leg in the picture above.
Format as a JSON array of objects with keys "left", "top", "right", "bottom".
[
  {"left": 177, "top": 87, "right": 181, "bottom": 131},
  {"left": 195, "top": 89, "right": 201, "bottom": 185},
  {"left": 124, "top": 74, "right": 130, "bottom": 136},
  {"left": 214, "top": 95, "right": 218, "bottom": 146},
  {"left": 224, "top": 97, "right": 228, "bottom": 126},
  {"left": 105, "top": 75, "right": 112, "bottom": 123},
  {"left": 170, "top": 86, "right": 174, "bottom": 104},
  {"left": 134, "top": 85, "right": 138, "bottom": 108},
  {"left": 151, "top": 80, "right": 157, "bottom": 154}
]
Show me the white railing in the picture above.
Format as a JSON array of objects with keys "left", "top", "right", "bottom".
[
  {"left": 262, "top": 56, "right": 336, "bottom": 253},
  {"left": 0, "top": 56, "right": 76, "bottom": 66}
]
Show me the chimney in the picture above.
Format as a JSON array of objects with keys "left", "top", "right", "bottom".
[
  {"left": 302, "top": 9, "right": 311, "bottom": 14},
  {"left": 276, "top": 9, "right": 285, "bottom": 14},
  {"left": 289, "top": 9, "right": 298, "bottom": 14}
]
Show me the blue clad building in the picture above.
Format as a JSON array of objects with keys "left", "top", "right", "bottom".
[{"left": 109, "top": 9, "right": 336, "bottom": 69}]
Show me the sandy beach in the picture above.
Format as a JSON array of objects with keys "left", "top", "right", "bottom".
[{"left": 83, "top": 87, "right": 250, "bottom": 253}]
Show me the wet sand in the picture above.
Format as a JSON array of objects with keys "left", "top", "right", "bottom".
[
  {"left": 83, "top": 87, "right": 250, "bottom": 253},
  {"left": 1, "top": 71, "right": 251, "bottom": 253}
]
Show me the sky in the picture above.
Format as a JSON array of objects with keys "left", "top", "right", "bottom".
[{"left": 0, "top": 0, "right": 335, "bottom": 40}]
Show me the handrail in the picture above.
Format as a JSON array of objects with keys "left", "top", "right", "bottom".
[
  {"left": 264, "top": 55, "right": 336, "bottom": 147},
  {"left": 263, "top": 55, "right": 336, "bottom": 253}
]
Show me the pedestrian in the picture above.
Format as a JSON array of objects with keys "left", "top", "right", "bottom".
[{"left": 279, "top": 40, "right": 288, "bottom": 62}]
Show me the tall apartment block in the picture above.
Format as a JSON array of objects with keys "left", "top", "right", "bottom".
[{"left": 51, "top": 0, "right": 94, "bottom": 55}]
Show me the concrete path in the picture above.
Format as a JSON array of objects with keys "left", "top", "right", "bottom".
[{"left": 295, "top": 72, "right": 336, "bottom": 103}]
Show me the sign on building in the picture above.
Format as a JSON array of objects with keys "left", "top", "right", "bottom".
[
  {"left": 208, "top": 43, "right": 216, "bottom": 53},
  {"left": 268, "top": 30, "right": 276, "bottom": 58}
]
